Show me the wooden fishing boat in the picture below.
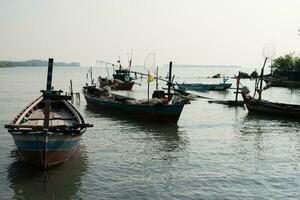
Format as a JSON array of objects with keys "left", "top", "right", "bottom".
[
  {"left": 241, "top": 52, "right": 300, "bottom": 118},
  {"left": 97, "top": 60, "right": 135, "bottom": 90},
  {"left": 99, "top": 73, "right": 134, "bottom": 90},
  {"left": 177, "top": 83, "right": 212, "bottom": 92},
  {"left": 177, "top": 81, "right": 232, "bottom": 92},
  {"left": 5, "top": 59, "right": 92, "bottom": 168},
  {"left": 241, "top": 92, "right": 300, "bottom": 117},
  {"left": 83, "top": 86, "right": 187, "bottom": 123},
  {"left": 263, "top": 75, "right": 300, "bottom": 88}
]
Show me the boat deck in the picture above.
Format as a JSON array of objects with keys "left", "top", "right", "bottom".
[{"left": 21, "top": 108, "right": 76, "bottom": 126}]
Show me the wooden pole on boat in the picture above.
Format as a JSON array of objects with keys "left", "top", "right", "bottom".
[
  {"left": 147, "top": 70, "right": 150, "bottom": 102},
  {"left": 258, "top": 57, "right": 268, "bottom": 100},
  {"left": 168, "top": 61, "right": 172, "bottom": 101},
  {"left": 43, "top": 58, "right": 53, "bottom": 169},
  {"left": 235, "top": 72, "right": 240, "bottom": 102},
  {"left": 70, "top": 79, "right": 73, "bottom": 99},
  {"left": 156, "top": 66, "right": 159, "bottom": 90},
  {"left": 90, "top": 67, "right": 93, "bottom": 85},
  {"left": 105, "top": 64, "right": 110, "bottom": 79}
]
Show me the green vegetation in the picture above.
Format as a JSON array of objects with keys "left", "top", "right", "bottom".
[
  {"left": 272, "top": 53, "right": 300, "bottom": 71},
  {"left": 0, "top": 59, "right": 80, "bottom": 67}
]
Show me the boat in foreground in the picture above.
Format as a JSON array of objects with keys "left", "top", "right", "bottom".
[
  {"left": 5, "top": 59, "right": 92, "bottom": 168},
  {"left": 83, "top": 86, "right": 187, "bottom": 123}
]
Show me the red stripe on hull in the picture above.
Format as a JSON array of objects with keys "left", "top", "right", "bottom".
[{"left": 19, "top": 145, "right": 79, "bottom": 167}]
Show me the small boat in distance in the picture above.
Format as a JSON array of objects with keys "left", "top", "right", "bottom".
[
  {"left": 177, "top": 78, "right": 232, "bottom": 92},
  {"left": 98, "top": 69, "right": 134, "bottom": 90},
  {"left": 97, "top": 59, "right": 135, "bottom": 90},
  {"left": 5, "top": 58, "right": 92, "bottom": 168}
]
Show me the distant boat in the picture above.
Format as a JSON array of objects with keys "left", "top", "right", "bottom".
[
  {"left": 97, "top": 58, "right": 135, "bottom": 91},
  {"left": 98, "top": 69, "right": 134, "bottom": 90},
  {"left": 263, "top": 75, "right": 300, "bottom": 88},
  {"left": 83, "top": 86, "right": 187, "bottom": 123},
  {"left": 5, "top": 59, "right": 92, "bottom": 168},
  {"left": 177, "top": 78, "right": 232, "bottom": 92}
]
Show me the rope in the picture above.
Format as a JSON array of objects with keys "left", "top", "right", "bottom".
[
  {"left": 44, "top": 169, "right": 56, "bottom": 200},
  {"left": 36, "top": 135, "right": 56, "bottom": 200}
]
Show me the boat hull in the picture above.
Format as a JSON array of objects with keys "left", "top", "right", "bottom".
[
  {"left": 112, "top": 82, "right": 134, "bottom": 90},
  {"left": 11, "top": 133, "right": 82, "bottom": 167},
  {"left": 242, "top": 93, "right": 300, "bottom": 118},
  {"left": 100, "top": 79, "right": 134, "bottom": 90},
  {"left": 177, "top": 83, "right": 231, "bottom": 92},
  {"left": 264, "top": 77, "right": 300, "bottom": 88},
  {"left": 83, "top": 92, "right": 185, "bottom": 123}
]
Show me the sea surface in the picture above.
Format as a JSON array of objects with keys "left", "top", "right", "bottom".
[{"left": 0, "top": 65, "right": 299, "bottom": 200}]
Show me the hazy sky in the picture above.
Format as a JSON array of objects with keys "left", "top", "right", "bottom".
[{"left": 1, "top": 0, "right": 300, "bottom": 68}]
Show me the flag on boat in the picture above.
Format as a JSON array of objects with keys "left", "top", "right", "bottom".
[{"left": 147, "top": 74, "right": 154, "bottom": 82}]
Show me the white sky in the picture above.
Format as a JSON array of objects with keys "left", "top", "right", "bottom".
[{"left": 1, "top": 0, "right": 300, "bottom": 68}]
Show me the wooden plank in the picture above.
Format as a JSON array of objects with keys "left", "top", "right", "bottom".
[
  {"left": 28, "top": 109, "right": 44, "bottom": 119},
  {"left": 37, "top": 120, "right": 44, "bottom": 126}
]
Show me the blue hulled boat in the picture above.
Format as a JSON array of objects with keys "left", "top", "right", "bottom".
[
  {"left": 177, "top": 82, "right": 232, "bottom": 92},
  {"left": 83, "top": 85, "right": 187, "bottom": 123},
  {"left": 5, "top": 59, "right": 92, "bottom": 168}
]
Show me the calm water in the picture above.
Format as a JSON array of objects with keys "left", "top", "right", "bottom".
[{"left": 0, "top": 66, "right": 299, "bottom": 199}]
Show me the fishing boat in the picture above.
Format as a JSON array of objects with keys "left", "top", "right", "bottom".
[
  {"left": 83, "top": 62, "right": 188, "bottom": 123},
  {"left": 97, "top": 58, "right": 135, "bottom": 90},
  {"left": 263, "top": 75, "right": 300, "bottom": 88},
  {"left": 4, "top": 58, "right": 92, "bottom": 168},
  {"left": 98, "top": 69, "right": 134, "bottom": 90},
  {"left": 241, "top": 89, "right": 300, "bottom": 117},
  {"left": 241, "top": 48, "right": 300, "bottom": 118},
  {"left": 83, "top": 86, "right": 187, "bottom": 123},
  {"left": 177, "top": 78, "right": 232, "bottom": 92}
]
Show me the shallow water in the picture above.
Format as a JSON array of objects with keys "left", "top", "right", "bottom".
[{"left": 0, "top": 66, "right": 299, "bottom": 199}]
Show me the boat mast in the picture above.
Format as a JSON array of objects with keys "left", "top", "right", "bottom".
[
  {"left": 168, "top": 62, "right": 173, "bottom": 101},
  {"left": 156, "top": 66, "right": 159, "bottom": 90},
  {"left": 43, "top": 58, "right": 53, "bottom": 169},
  {"left": 129, "top": 49, "right": 133, "bottom": 72},
  {"left": 258, "top": 57, "right": 268, "bottom": 100}
]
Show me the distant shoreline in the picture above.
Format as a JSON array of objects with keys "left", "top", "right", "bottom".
[{"left": 0, "top": 59, "right": 80, "bottom": 67}]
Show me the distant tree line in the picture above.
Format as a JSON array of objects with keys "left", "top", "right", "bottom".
[
  {"left": 0, "top": 59, "right": 80, "bottom": 67},
  {"left": 272, "top": 53, "right": 300, "bottom": 71}
]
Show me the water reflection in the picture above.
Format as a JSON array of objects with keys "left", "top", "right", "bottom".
[
  {"left": 84, "top": 105, "right": 189, "bottom": 162},
  {"left": 7, "top": 145, "right": 88, "bottom": 200}
]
